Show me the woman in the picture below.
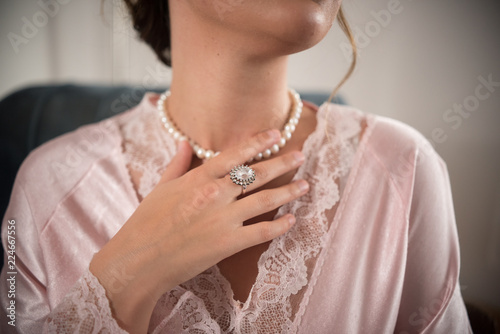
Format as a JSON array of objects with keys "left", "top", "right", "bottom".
[{"left": 0, "top": 0, "right": 472, "bottom": 333}]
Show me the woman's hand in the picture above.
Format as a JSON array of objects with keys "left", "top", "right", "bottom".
[{"left": 89, "top": 129, "right": 309, "bottom": 333}]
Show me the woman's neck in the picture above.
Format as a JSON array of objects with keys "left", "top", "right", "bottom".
[{"left": 167, "top": 3, "right": 292, "bottom": 153}]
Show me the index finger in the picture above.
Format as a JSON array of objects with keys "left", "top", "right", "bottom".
[{"left": 204, "top": 129, "right": 281, "bottom": 178}]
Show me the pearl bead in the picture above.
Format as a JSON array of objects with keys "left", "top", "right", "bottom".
[
  {"left": 263, "top": 149, "right": 272, "bottom": 158},
  {"left": 283, "top": 130, "right": 292, "bottom": 140},
  {"left": 290, "top": 118, "right": 299, "bottom": 126},
  {"left": 205, "top": 150, "right": 214, "bottom": 159},
  {"left": 271, "top": 144, "right": 280, "bottom": 153},
  {"left": 278, "top": 137, "right": 287, "bottom": 148},
  {"left": 196, "top": 148, "right": 205, "bottom": 159},
  {"left": 255, "top": 153, "right": 263, "bottom": 161}
]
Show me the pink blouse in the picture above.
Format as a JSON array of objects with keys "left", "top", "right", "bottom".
[{"left": 1, "top": 93, "right": 472, "bottom": 333}]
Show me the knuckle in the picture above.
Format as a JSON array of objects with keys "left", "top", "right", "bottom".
[
  {"left": 202, "top": 181, "right": 221, "bottom": 200},
  {"left": 254, "top": 165, "right": 269, "bottom": 179},
  {"left": 190, "top": 185, "right": 210, "bottom": 210},
  {"left": 257, "top": 193, "right": 276, "bottom": 209},
  {"left": 259, "top": 224, "right": 274, "bottom": 241}
]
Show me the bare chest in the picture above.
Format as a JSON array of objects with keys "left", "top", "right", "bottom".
[{"left": 216, "top": 209, "right": 278, "bottom": 304}]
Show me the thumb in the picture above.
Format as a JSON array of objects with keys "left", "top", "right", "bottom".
[{"left": 160, "top": 140, "right": 193, "bottom": 183}]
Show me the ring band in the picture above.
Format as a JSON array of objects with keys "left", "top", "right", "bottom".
[{"left": 230, "top": 165, "right": 256, "bottom": 195}]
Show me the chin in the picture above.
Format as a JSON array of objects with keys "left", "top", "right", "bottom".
[
  {"left": 244, "top": 0, "right": 341, "bottom": 57},
  {"left": 185, "top": 0, "right": 341, "bottom": 57},
  {"left": 280, "top": 1, "right": 338, "bottom": 52}
]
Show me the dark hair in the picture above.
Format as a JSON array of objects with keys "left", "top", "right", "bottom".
[
  {"left": 121, "top": 1, "right": 357, "bottom": 96},
  {"left": 122, "top": 0, "right": 172, "bottom": 66}
]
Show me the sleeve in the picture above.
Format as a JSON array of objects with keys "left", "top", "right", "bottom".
[
  {"left": 0, "top": 176, "right": 127, "bottom": 333},
  {"left": 394, "top": 142, "right": 472, "bottom": 334},
  {"left": 43, "top": 269, "right": 128, "bottom": 333}
]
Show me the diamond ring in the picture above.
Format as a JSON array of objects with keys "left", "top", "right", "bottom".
[{"left": 229, "top": 165, "right": 256, "bottom": 195}]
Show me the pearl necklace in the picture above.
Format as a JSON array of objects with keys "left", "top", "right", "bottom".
[{"left": 157, "top": 88, "right": 303, "bottom": 162}]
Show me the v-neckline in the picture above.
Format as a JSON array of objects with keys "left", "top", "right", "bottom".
[
  {"left": 210, "top": 101, "right": 323, "bottom": 311},
  {"left": 119, "top": 92, "right": 324, "bottom": 311},
  {"left": 117, "top": 94, "right": 375, "bottom": 332}
]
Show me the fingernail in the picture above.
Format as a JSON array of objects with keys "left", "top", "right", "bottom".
[
  {"left": 287, "top": 215, "right": 296, "bottom": 226},
  {"left": 293, "top": 151, "right": 305, "bottom": 164},
  {"left": 297, "top": 180, "right": 309, "bottom": 193},
  {"left": 177, "top": 139, "right": 187, "bottom": 150}
]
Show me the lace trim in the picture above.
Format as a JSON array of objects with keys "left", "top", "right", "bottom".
[
  {"left": 245, "top": 104, "right": 363, "bottom": 333},
  {"left": 119, "top": 98, "right": 177, "bottom": 201},
  {"left": 118, "top": 96, "right": 366, "bottom": 333},
  {"left": 294, "top": 111, "right": 376, "bottom": 328},
  {"left": 44, "top": 269, "right": 127, "bottom": 333},
  {"left": 150, "top": 279, "right": 226, "bottom": 333}
]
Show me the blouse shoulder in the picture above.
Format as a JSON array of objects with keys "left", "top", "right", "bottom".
[
  {"left": 14, "top": 93, "right": 156, "bottom": 185},
  {"left": 11, "top": 104, "right": 144, "bottom": 228},
  {"left": 364, "top": 112, "right": 441, "bottom": 165},
  {"left": 334, "top": 104, "right": 447, "bottom": 175},
  {"left": 318, "top": 102, "right": 437, "bottom": 163},
  {"left": 322, "top": 103, "right": 447, "bottom": 210}
]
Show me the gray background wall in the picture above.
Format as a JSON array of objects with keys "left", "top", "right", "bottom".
[{"left": 1, "top": 0, "right": 499, "bottom": 310}]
